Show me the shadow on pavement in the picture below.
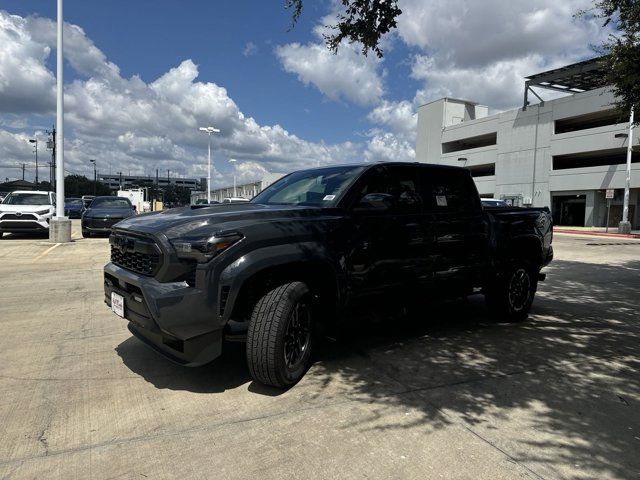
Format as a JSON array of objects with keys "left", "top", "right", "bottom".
[
  {"left": 116, "top": 338, "right": 251, "bottom": 393},
  {"left": 117, "top": 258, "right": 640, "bottom": 478}
]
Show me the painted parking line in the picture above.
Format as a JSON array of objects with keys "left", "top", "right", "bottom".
[{"left": 31, "top": 243, "right": 61, "bottom": 262}]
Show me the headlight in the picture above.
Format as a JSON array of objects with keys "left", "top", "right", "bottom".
[
  {"left": 171, "top": 233, "right": 243, "bottom": 263},
  {"left": 35, "top": 209, "right": 51, "bottom": 215}
]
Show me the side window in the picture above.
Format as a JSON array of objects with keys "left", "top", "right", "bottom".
[
  {"left": 423, "top": 170, "right": 477, "bottom": 213},
  {"left": 357, "top": 167, "right": 422, "bottom": 213}
]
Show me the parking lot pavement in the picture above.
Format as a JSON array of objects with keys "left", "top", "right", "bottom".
[{"left": 0, "top": 225, "right": 639, "bottom": 479}]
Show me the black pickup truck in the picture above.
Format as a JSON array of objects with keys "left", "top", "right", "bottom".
[{"left": 104, "top": 162, "right": 553, "bottom": 388}]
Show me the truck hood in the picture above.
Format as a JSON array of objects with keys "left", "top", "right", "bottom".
[
  {"left": 0, "top": 204, "right": 53, "bottom": 213},
  {"left": 114, "top": 203, "right": 327, "bottom": 240}
]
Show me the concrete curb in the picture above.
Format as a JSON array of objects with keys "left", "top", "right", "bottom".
[{"left": 554, "top": 229, "right": 640, "bottom": 239}]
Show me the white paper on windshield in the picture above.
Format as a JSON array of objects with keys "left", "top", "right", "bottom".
[{"left": 436, "top": 195, "right": 448, "bottom": 207}]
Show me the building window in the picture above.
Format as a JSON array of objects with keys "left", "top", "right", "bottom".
[
  {"left": 554, "top": 109, "right": 622, "bottom": 134},
  {"left": 442, "top": 133, "right": 497, "bottom": 154},
  {"left": 466, "top": 163, "right": 495, "bottom": 177},
  {"left": 553, "top": 149, "right": 639, "bottom": 170}
]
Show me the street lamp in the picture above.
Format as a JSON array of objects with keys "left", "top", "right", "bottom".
[
  {"left": 29, "top": 138, "right": 38, "bottom": 185},
  {"left": 89, "top": 159, "right": 97, "bottom": 195},
  {"left": 229, "top": 158, "right": 237, "bottom": 197},
  {"left": 199, "top": 126, "right": 220, "bottom": 203}
]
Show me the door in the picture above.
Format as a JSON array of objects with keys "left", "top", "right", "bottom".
[
  {"left": 425, "top": 169, "right": 489, "bottom": 294},
  {"left": 346, "top": 165, "right": 436, "bottom": 298}
]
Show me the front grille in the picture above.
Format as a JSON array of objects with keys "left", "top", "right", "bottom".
[
  {"left": 86, "top": 217, "right": 123, "bottom": 228},
  {"left": 0, "top": 221, "right": 43, "bottom": 229},
  {"left": 110, "top": 233, "right": 162, "bottom": 276},
  {"left": 1, "top": 213, "right": 38, "bottom": 221}
]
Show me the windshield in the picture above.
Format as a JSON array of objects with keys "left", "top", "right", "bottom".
[
  {"left": 66, "top": 198, "right": 83, "bottom": 206},
  {"left": 252, "top": 166, "right": 366, "bottom": 206},
  {"left": 90, "top": 197, "right": 131, "bottom": 209},
  {"left": 2, "top": 193, "right": 50, "bottom": 205}
]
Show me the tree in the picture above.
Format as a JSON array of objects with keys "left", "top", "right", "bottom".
[
  {"left": 286, "top": 0, "right": 402, "bottom": 58},
  {"left": 162, "top": 185, "right": 191, "bottom": 206},
  {"left": 64, "top": 174, "right": 111, "bottom": 197},
  {"left": 580, "top": 1, "right": 640, "bottom": 122}
]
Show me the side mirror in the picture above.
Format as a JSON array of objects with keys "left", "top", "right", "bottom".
[{"left": 354, "top": 193, "right": 395, "bottom": 212}]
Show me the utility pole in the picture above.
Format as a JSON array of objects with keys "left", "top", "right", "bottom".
[
  {"left": 155, "top": 168, "right": 159, "bottom": 185},
  {"left": 619, "top": 107, "right": 635, "bottom": 234},
  {"left": 29, "top": 138, "right": 38, "bottom": 185},
  {"left": 22, "top": 163, "right": 26, "bottom": 180},
  {"left": 90, "top": 159, "right": 97, "bottom": 196},
  {"left": 117, "top": 171, "right": 122, "bottom": 189},
  {"left": 167, "top": 169, "right": 170, "bottom": 185},
  {"left": 46, "top": 126, "right": 56, "bottom": 190}
]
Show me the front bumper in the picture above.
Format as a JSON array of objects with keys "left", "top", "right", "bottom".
[
  {"left": 0, "top": 215, "right": 50, "bottom": 233},
  {"left": 83, "top": 217, "right": 126, "bottom": 233},
  {"left": 104, "top": 261, "right": 224, "bottom": 366}
]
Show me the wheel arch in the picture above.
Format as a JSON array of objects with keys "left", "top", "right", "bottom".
[{"left": 219, "top": 243, "right": 344, "bottom": 325}]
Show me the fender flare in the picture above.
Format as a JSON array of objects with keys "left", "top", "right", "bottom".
[{"left": 218, "top": 242, "right": 345, "bottom": 321}]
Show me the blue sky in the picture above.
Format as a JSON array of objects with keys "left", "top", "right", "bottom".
[{"left": 0, "top": 0, "right": 606, "bottom": 186}]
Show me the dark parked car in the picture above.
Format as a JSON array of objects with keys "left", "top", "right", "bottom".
[
  {"left": 104, "top": 163, "right": 553, "bottom": 388},
  {"left": 82, "top": 196, "right": 135, "bottom": 237},
  {"left": 65, "top": 197, "right": 84, "bottom": 218}
]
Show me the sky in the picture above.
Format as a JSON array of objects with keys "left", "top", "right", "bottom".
[{"left": 0, "top": 0, "right": 609, "bottom": 187}]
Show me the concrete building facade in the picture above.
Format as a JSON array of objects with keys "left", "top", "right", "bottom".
[
  {"left": 191, "top": 172, "right": 285, "bottom": 204},
  {"left": 416, "top": 88, "right": 640, "bottom": 228},
  {"left": 98, "top": 173, "right": 200, "bottom": 193}
]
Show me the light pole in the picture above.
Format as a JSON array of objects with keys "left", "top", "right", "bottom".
[
  {"left": 199, "top": 126, "right": 220, "bottom": 203},
  {"left": 229, "top": 158, "right": 237, "bottom": 197},
  {"left": 89, "top": 159, "right": 97, "bottom": 196},
  {"left": 29, "top": 138, "right": 38, "bottom": 185},
  {"left": 50, "top": 0, "right": 71, "bottom": 242},
  {"left": 619, "top": 108, "right": 635, "bottom": 234}
]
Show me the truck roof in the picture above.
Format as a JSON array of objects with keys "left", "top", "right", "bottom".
[{"left": 295, "top": 162, "right": 468, "bottom": 174}]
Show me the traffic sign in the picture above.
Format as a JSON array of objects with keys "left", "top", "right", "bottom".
[{"left": 606, "top": 189, "right": 615, "bottom": 199}]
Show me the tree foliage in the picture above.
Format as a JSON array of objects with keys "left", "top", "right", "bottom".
[
  {"left": 64, "top": 174, "right": 111, "bottom": 197},
  {"left": 581, "top": 0, "right": 640, "bottom": 122},
  {"left": 286, "top": 0, "right": 402, "bottom": 58}
]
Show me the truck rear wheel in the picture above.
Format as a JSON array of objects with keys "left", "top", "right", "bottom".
[
  {"left": 246, "top": 281, "right": 313, "bottom": 389},
  {"left": 485, "top": 262, "right": 537, "bottom": 322}
]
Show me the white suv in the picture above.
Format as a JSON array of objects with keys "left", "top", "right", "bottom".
[{"left": 0, "top": 190, "right": 56, "bottom": 238}]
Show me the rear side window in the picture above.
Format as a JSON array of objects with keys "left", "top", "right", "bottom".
[
  {"left": 421, "top": 169, "right": 478, "bottom": 213},
  {"left": 357, "top": 166, "right": 423, "bottom": 213}
]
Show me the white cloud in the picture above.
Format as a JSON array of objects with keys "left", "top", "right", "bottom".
[
  {"left": 397, "top": 0, "right": 611, "bottom": 110},
  {"left": 243, "top": 41, "right": 257, "bottom": 57},
  {"left": 364, "top": 131, "right": 415, "bottom": 163},
  {"left": 0, "top": 12, "right": 55, "bottom": 113},
  {"left": 0, "top": 11, "right": 364, "bottom": 184},
  {"left": 275, "top": 18, "right": 385, "bottom": 107},
  {"left": 367, "top": 100, "right": 416, "bottom": 137}
]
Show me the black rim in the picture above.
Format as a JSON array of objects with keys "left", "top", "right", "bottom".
[
  {"left": 283, "top": 300, "right": 311, "bottom": 370},
  {"left": 508, "top": 268, "right": 531, "bottom": 312}
]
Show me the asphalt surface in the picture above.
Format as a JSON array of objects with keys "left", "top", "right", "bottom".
[{"left": 0, "top": 222, "right": 639, "bottom": 479}]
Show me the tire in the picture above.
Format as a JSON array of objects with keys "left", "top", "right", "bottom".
[
  {"left": 82, "top": 229, "right": 91, "bottom": 238},
  {"left": 485, "top": 261, "right": 538, "bottom": 322},
  {"left": 246, "top": 281, "right": 314, "bottom": 388}
]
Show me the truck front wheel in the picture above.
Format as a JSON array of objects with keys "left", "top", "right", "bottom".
[
  {"left": 485, "top": 262, "right": 537, "bottom": 322},
  {"left": 246, "top": 281, "right": 314, "bottom": 388}
]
